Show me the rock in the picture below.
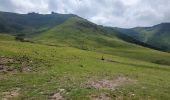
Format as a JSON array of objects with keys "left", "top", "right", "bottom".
[
  {"left": 0, "top": 65, "right": 4, "bottom": 70},
  {"left": 59, "top": 89, "right": 65, "bottom": 93}
]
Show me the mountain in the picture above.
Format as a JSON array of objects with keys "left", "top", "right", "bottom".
[
  {"left": 33, "top": 17, "right": 137, "bottom": 49},
  {"left": 114, "top": 23, "right": 170, "bottom": 52},
  {"left": 0, "top": 11, "right": 152, "bottom": 50},
  {"left": 0, "top": 11, "right": 169, "bottom": 62},
  {"left": 0, "top": 11, "right": 168, "bottom": 52},
  {"left": 0, "top": 11, "right": 76, "bottom": 35}
]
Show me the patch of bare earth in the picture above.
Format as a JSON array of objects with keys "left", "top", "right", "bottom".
[
  {"left": 48, "top": 89, "right": 65, "bottom": 100},
  {"left": 49, "top": 93, "right": 64, "bottom": 100},
  {"left": 90, "top": 93, "right": 111, "bottom": 100},
  {"left": 85, "top": 76, "right": 136, "bottom": 90},
  {"left": 0, "top": 56, "right": 33, "bottom": 74},
  {"left": 115, "top": 96, "right": 124, "bottom": 100},
  {"left": 0, "top": 57, "right": 16, "bottom": 73},
  {"left": 1, "top": 88, "right": 20, "bottom": 99}
]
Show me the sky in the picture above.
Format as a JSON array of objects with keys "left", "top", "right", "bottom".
[{"left": 0, "top": 0, "right": 170, "bottom": 28}]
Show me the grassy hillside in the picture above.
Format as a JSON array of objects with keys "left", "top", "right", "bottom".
[
  {"left": 0, "top": 33, "right": 170, "bottom": 100},
  {"left": 33, "top": 17, "right": 170, "bottom": 64},
  {"left": 115, "top": 23, "right": 170, "bottom": 52},
  {"left": 33, "top": 17, "right": 136, "bottom": 49},
  {"left": 0, "top": 11, "right": 170, "bottom": 100}
]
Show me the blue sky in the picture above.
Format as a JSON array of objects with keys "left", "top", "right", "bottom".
[{"left": 0, "top": 0, "right": 170, "bottom": 28}]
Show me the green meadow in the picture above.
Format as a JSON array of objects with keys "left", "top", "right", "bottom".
[{"left": 0, "top": 33, "right": 170, "bottom": 100}]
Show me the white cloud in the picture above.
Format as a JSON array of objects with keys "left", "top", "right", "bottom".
[{"left": 0, "top": 0, "right": 170, "bottom": 28}]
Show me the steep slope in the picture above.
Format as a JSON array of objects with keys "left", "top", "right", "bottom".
[
  {"left": 33, "top": 17, "right": 136, "bottom": 49},
  {"left": 33, "top": 17, "right": 153, "bottom": 52},
  {"left": 114, "top": 23, "right": 170, "bottom": 52}
]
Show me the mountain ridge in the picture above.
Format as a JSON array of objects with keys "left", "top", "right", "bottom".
[
  {"left": 0, "top": 11, "right": 77, "bottom": 35},
  {"left": 0, "top": 11, "right": 169, "bottom": 52}
]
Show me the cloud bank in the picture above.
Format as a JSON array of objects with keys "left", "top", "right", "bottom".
[{"left": 0, "top": 0, "right": 170, "bottom": 28}]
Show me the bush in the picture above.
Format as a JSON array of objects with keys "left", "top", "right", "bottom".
[{"left": 15, "top": 34, "right": 25, "bottom": 42}]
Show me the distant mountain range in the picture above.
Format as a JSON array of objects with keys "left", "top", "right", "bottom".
[
  {"left": 0, "top": 11, "right": 170, "bottom": 52},
  {"left": 114, "top": 23, "right": 170, "bottom": 52}
]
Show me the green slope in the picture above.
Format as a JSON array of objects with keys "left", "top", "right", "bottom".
[
  {"left": 33, "top": 17, "right": 135, "bottom": 49},
  {"left": 32, "top": 17, "right": 170, "bottom": 64}
]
